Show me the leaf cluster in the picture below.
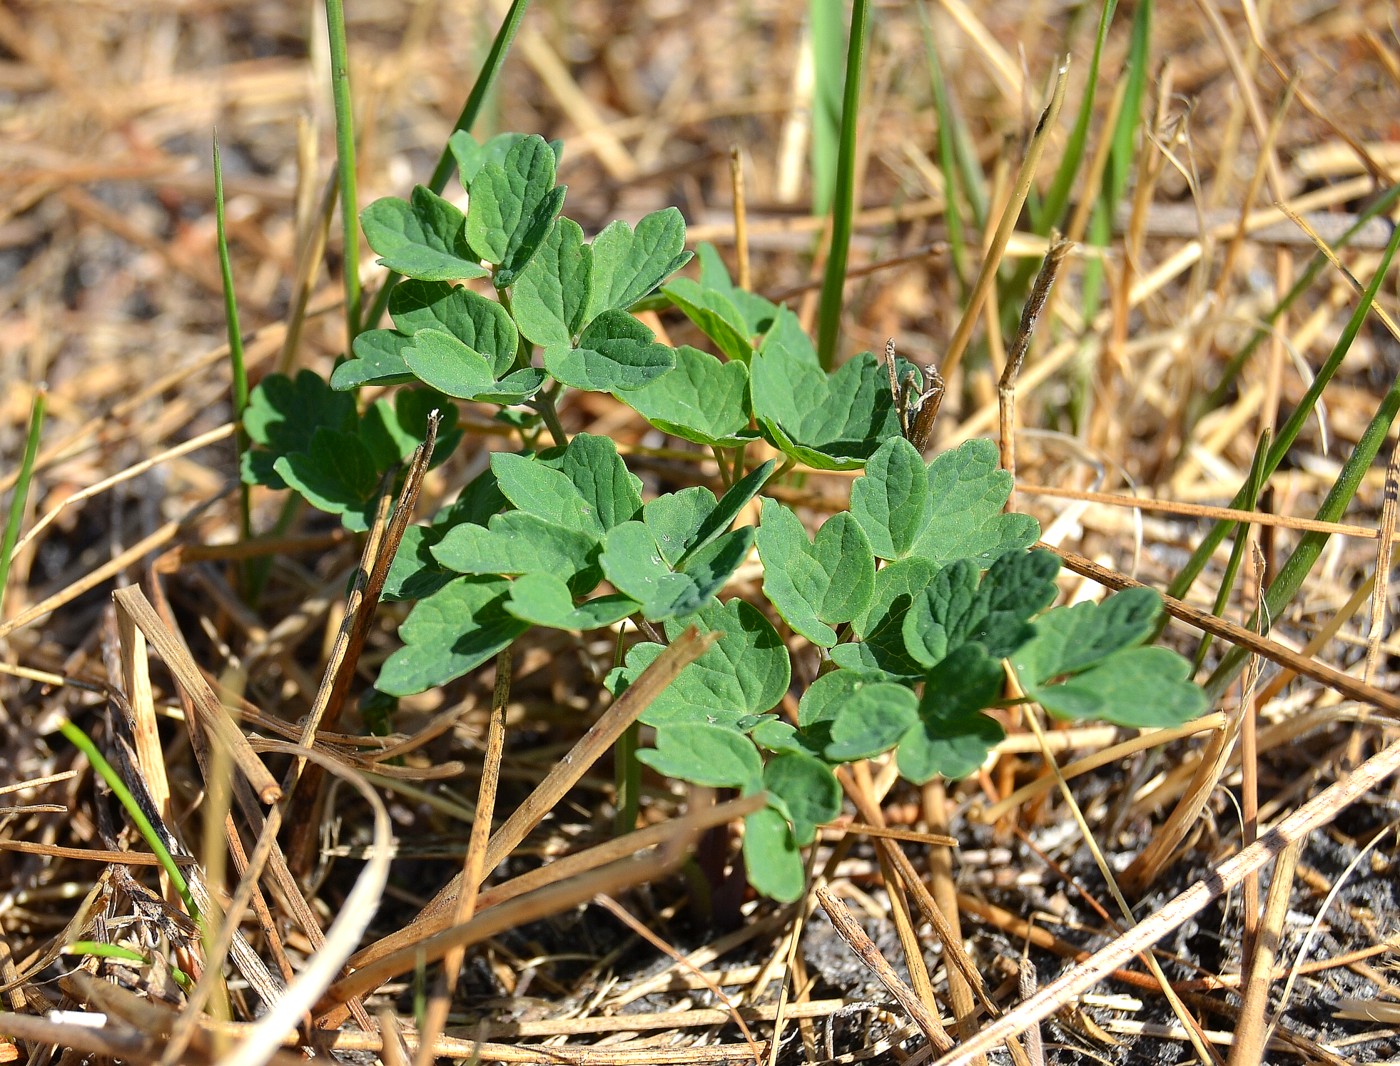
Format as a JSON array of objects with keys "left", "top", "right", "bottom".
[{"left": 240, "top": 132, "right": 1208, "bottom": 901}]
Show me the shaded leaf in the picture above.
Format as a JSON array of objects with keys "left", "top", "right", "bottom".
[
  {"left": 662, "top": 278, "right": 754, "bottom": 362},
  {"left": 361, "top": 187, "right": 487, "bottom": 281},
  {"left": 379, "top": 576, "right": 528, "bottom": 696},
  {"left": 331, "top": 329, "right": 413, "bottom": 389},
  {"left": 764, "top": 753, "right": 841, "bottom": 845},
  {"left": 796, "top": 671, "right": 918, "bottom": 762},
  {"left": 743, "top": 806, "right": 805, "bottom": 903},
  {"left": 896, "top": 646, "right": 1006, "bottom": 783}
]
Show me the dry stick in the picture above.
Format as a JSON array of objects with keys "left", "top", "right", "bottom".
[
  {"left": 283, "top": 415, "right": 437, "bottom": 872},
  {"left": 320, "top": 795, "right": 763, "bottom": 1012},
  {"left": 999, "top": 236, "right": 1073, "bottom": 511},
  {"left": 1365, "top": 437, "right": 1400, "bottom": 685},
  {"left": 1043, "top": 545, "right": 1400, "bottom": 718},
  {"left": 730, "top": 145, "right": 750, "bottom": 293},
  {"left": 939, "top": 60, "right": 1068, "bottom": 389},
  {"left": 1015, "top": 484, "right": 1382, "bottom": 540},
  {"left": 0, "top": 840, "right": 191, "bottom": 865},
  {"left": 345, "top": 627, "right": 715, "bottom": 966},
  {"left": 923, "top": 780, "right": 981, "bottom": 1057},
  {"left": 412, "top": 648, "right": 511, "bottom": 1066},
  {"left": 814, "top": 883, "right": 954, "bottom": 1055},
  {"left": 1226, "top": 841, "right": 1300, "bottom": 1066},
  {"left": 929, "top": 736, "right": 1400, "bottom": 1066},
  {"left": 594, "top": 893, "right": 765, "bottom": 1066},
  {"left": 112, "top": 586, "right": 280, "bottom": 804}
]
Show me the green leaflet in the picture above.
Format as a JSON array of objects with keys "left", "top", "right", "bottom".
[
  {"left": 637, "top": 722, "right": 764, "bottom": 792},
  {"left": 615, "top": 599, "right": 790, "bottom": 729},
  {"left": 379, "top": 576, "right": 528, "bottom": 696},
  {"left": 449, "top": 131, "right": 559, "bottom": 189},
  {"left": 273, "top": 427, "right": 379, "bottom": 530},
  {"left": 466, "top": 134, "right": 567, "bottom": 288},
  {"left": 796, "top": 671, "right": 918, "bottom": 763},
  {"left": 503, "top": 572, "right": 637, "bottom": 631},
  {"left": 694, "top": 242, "right": 779, "bottom": 335},
  {"left": 361, "top": 186, "right": 488, "bottom": 282},
  {"left": 896, "top": 645, "right": 1006, "bottom": 783},
  {"left": 750, "top": 308, "right": 903, "bottom": 470},
  {"left": 851, "top": 437, "right": 1040, "bottom": 565},
  {"left": 1012, "top": 587, "right": 1207, "bottom": 727},
  {"left": 510, "top": 216, "right": 592, "bottom": 347},
  {"left": 585, "top": 207, "right": 693, "bottom": 322},
  {"left": 763, "top": 753, "right": 841, "bottom": 845},
  {"left": 831, "top": 557, "right": 939, "bottom": 678},
  {"left": 661, "top": 278, "right": 754, "bottom": 363},
  {"left": 491, "top": 435, "right": 642, "bottom": 536},
  {"left": 600, "top": 522, "right": 752, "bottom": 621},
  {"left": 432, "top": 510, "right": 603, "bottom": 594},
  {"left": 383, "top": 525, "right": 453, "bottom": 602},
  {"left": 333, "top": 329, "right": 413, "bottom": 389},
  {"left": 543, "top": 309, "right": 676, "bottom": 392},
  {"left": 756, "top": 500, "right": 874, "bottom": 647},
  {"left": 743, "top": 807, "right": 804, "bottom": 903},
  {"left": 618, "top": 345, "right": 756, "bottom": 447},
  {"left": 243, "top": 369, "right": 358, "bottom": 490}
]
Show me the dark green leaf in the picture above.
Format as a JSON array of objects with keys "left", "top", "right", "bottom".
[
  {"left": 896, "top": 645, "right": 1006, "bottom": 783},
  {"left": 850, "top": 437, "right": 930, "bottom": 560},
  {"left": 432, "top": 510, "right": 602, "bottom": 593},
  {"left": 831, "top": 557, "right": 939, "bottom": 677},
  {"left": 243, "top": 370, "right": 357, "bottom": 468},
  {"left": 331, "top": 329, "right": 413, "bottom": 389},
  {"left": 543, "top": 310, "right": 676, "bottom": 392},
  {"left": 274, "top": 427, "right": 379, "bottom": 526},
  {"left": 743, "top": 807, "right": 805, "bottom": 903},
  {"left": 378, "top": 576, "right": 527, "bottom": 696},
  {"left": 389, "top": 280, "right": 519, "bottom": 376},
  {"left": 662, "top": 277, "right": 754, "bottom": 362},
  {"left": 465, "top": 135, "right": 567, "bottom": 287},
  {"left": 491, "top": 443, "right": 639, "bottom": 536},
  {"left": 618, "top": 345, "right": 756, "bottom": 447},
  {"left": 383, "top": 525, "right": 453, "bottom": 602},
  {"left": 642, "top": 488, "right": 719, "bottom": 567},
  {"left": 361, "top": 187, "right": 488, "bottom": 281}
]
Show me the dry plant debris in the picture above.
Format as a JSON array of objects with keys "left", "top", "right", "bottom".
[{"left": 1, "top": 2, "right": 1399, "bottom": 1065}]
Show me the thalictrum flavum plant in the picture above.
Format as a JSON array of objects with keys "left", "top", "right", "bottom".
[{"left": 241, "top": 131, "right": 1207, "bottom": 901}]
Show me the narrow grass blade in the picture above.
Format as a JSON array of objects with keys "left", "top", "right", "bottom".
[
  {"left": 1193, "top": 428, "right": 1269, "bottom": 673},
  {"left": 0, "top": 386, "right": 45, "bottom": 621},
  {"left": 213, "top": 135, "right": 252, "bottom": 544},
  {"left": 809, "top": 0, "right": 845, "bottom": 216},
  {"left": 1168, "top": 214, "right": 1400, "bottom": 605},
  {"left": 816, "top": 0, "right": 872, "bottom": 371},
  {"left": 325, "top": 0, "right": 362, "bottom": 341},
  {"left": 362, "top": 0, "right": 533, "bottom": 332},
  {"left": 58, "top": 718, "right": 201, "bottom": 923},
  {"left": 1034, "top": 0, "right": 1118, "bottom": 233}
]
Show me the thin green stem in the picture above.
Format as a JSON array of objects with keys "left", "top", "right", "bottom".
[
  {"left": 361, "top": 0, "right": 534, "bottom": 332},
  {"left": 0, "top": 387, "right": 45, "bottom": 621},
  {"left": 324, "top": 0, "right": 362, "bottom": 341},
  {"left": 58, "top": 719, "right": 201, "bottom": 924},
  {"left": 213, "top": 135, "right": 252, "bottom": 547},
  {"left": 63, "top": 942, "right": 193, "bottom": 989},
  {"left": 815, "top": 0, "right": 870, "bottom": 371},
  {"left": 614, "top": 721, "right": 641, "bottom": 837},
  {"left": 533, "top": 385, "right": 569, "bottom": 448}
]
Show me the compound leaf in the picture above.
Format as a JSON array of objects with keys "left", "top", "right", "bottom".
[
  {"left": 831, "top": 557, "right": 939, "bottom": 678},
  {"left": 450, "top": 130, "right": 555, "bottom": 189},
  {"left": 491, "top": 440, "right": 639, "bottom": 536},
  {"left": 850, "top": 436, "right": 930, "bottom": 560},
  {"left": 586, "top": 207, "right": 692, "bottom": 323},
  {"left": 466, "top": 134, "right": 566, "bottom": 287},
  {"left": 390, "top": 280, "right": 519, "bottom": 375},
  {"left": 402, "top": 329, "right": 500, "bottom": 400},
  {"left": 378, "top": 576, "right": 528, "bottom": 696},
  {"left": 332, "top": 329, "right": 413, "bottom": 389},
  {"left": 243, "top": 370, "right": 357, "bottom": 482},
  {"left": 601, "top": 522, "right": 750, "bottom": 620},
  {"left": 543, "top": 310, "right": 676, "bottom": 392},
  {"left": 662, "top": 277, "right": 754, "bottom": 362},
  {"left": 361, "top": 187, "right": 487, "bottom": 282},
  {"left": 432, "top": 510, "right": 602, "bottom": 593},
  {"left": 642, "top": 487, "right": 719, "bottom": 567},
  {"left": 619, "top": 345, "right": 755, "bottom": 447},
  {"left": 274, "top": 427, "right": 379, "bottom": 529},
  {"left": 558, "top": 433, "right": 644, "bottom": 533}
]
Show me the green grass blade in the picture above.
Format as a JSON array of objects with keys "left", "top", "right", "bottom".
[
  {"left": 916, "top": 6, "right": 973, "bottom": 288},
  {"left": 1103, "top": 0, "right": 1150, "bottom": 208},
  {"left": 324, "top": 0, "right": 362, "bottom": 342},
  {"left": 213, "top": 135, "right": 252, "bottom": 544},
  {"left": 1167, "top": 215, "right": 1400, "bottom": 605},
  {"left": 1034, "top": 0, "right": 1118, "bottom": 233},
  {"left": 1193, "top": 428, "right": 1269, "bottom": 673},
  {"left": 361, "top": 0, "right": 533, "bottom": 333},
  {"left": 1206, "top": 351, "right": 1400, "bottom": 699},
  {"left": 0, "top": 387, "right": 45, "bottom": 622},
  {"left": 815, "top": 0, "right": 871, "bottom": 372},
  {"left": 58, "top": 718, "right": 201, "bottom": 923},
  {"left": 809, "top": 0, "right": 845, "bottom": 216}
]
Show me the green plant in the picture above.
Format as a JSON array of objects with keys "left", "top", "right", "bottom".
[{"left": 242, "top": 131, "right": 1207, "bottom": 901}]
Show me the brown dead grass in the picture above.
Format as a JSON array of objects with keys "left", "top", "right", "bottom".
[{"left": 1, "top": 1, "right": 1399, "bottom": 1064}]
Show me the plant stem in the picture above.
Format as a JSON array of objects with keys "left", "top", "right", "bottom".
[
  {"left": 533, "top": 384, "right": 569, "bottom": 448},
  {"left": 815, "top": 0, "right": 870, "bottom": 371},
  {"left": 324, "top": 0, "right": 362, "bottom": 340}
]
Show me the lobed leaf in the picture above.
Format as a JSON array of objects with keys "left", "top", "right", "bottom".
[
  {"left": 503, "top": 572, "right": 637, "bottom": 631},
  {"left": 586, "top": 207, "right": 692, "bottom": 322},
  {"left": 361, "top": 187, "right": 488, "bottom": 282},
  {"left": 390, "top": 280, "right": 519, "bottom": 376},
  {"left": 896, "top": 645, "right": 1006, "bottom": 783},
  {"left": 618, "top": 345, "right": 755, "bottom": 447},
  {"left": 432, "top": 510, "right": 602, "bottom": 594},
  {"left": 543, "top": 310, "right": 676, "bottom": 392},
  {"left": 756, "top": 500, "right": 875, "bottom": 647},
  {"left": 466, "top": 135, "right": 567, "bottom": 287},
  {"left": 743, "top": 806, "right": 805, "bottom": 903},
  {"left": 378, "top": 576, "right": 528, "bottom": 696},
  {"left": 510, "top": 216, "right": 592, "bottom": 347},
  {"left": 662, "top": 278, "right": 754, "bottom": 363},
  {"left": 637, "top": 722, "right": 764, "bottom": 792},
  {"left": 332, "top": 329, "right": 413, "bottom": 389},
  {"left": 796, "top": 671, "right": 918, "bottom": 762},
  {"left": 763, "top": 753, "right": 841, "bottom": 846}
]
